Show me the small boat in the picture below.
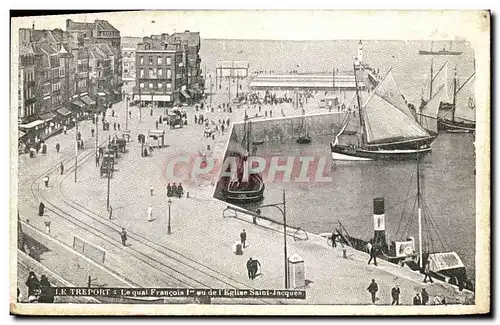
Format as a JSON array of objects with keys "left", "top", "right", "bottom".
[
  {"left": 296, "top": 135, "right": 312, "bottom": 144},
  {"left": 331, "top": 63, "right": 436, "bottom": 161},
  {"left": 222, "top": 118, "right": 265, "bottom": 203},
  {"left": 296, "top": 108, "right": 312, "bottom": 144}
]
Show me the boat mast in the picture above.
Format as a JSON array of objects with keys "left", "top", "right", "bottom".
[
  {"left": 452, "top": 66, "right": 458, "bottom": 122},
  {"left": 353, "top": 62, "right": 364, "bottom": 144},
  {"left": 429, "top": 59, "right": 433, "bottom": 101},
  {"left": 417, "top": 142, "right": 423, "bottom": 269}
]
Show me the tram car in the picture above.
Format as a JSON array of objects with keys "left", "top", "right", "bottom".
[
  {"left": 102, "top": 149, "right": 115, "bottom": 165},
  {"left": 108, "top": 143, "right": 120, "bottom": 158}
]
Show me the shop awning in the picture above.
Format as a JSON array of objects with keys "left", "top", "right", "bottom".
[
  {"left": 19, "top": 119, "right": 44, "bottom": 129},
  {"left": 181, "top": 89, "right": 191, "bottom": 99},
  {"left": 57, "top": 107, "right": 72, "bottom": 116},
  {"left": 80, "top": 95, "right": 96, "bottom": 106},
  {"left": 39, "top": 112, "right": 57, "bottom": 121},
  {"left": 71, "top": 99, "right": 86, "bottom": 110}
]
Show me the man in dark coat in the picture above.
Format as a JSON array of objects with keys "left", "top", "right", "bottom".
[
  {"left": 368, "top": 244, "right": 378, "bottom": 266},
  {"left": 251, "top": 258, "right": 261, "bottom": 279},
  {"left": 55, "top": 142, "right": 60, "bottom": 153},
  {"left": 391, "top": 284, "right": 401, "bottom": 305},
  {"left": 423, "top": 260, "right": 434, "bottom": 283},
  {"left": 60, "top": 162, "right": 64, "bottom": 175},
  {"left": 38, "top": 202, "right": 45, "bottom": 216},
  {"left": 421, "top": 288, "right": 429, "bottom": 305},
  {"left": 240, "top": 230, "right": 247, "bottom": 248},
  {"left": 177, "top": 183, "right": 184, "bottom": 197},
  {"left": 367, "top": 279, "right": 378, "bottom": 304},
  {"left": 38, "top": 275, "right": 54, "bottom": 303},
  {"left": 166, "top": 183, "right": 172, "bottom": 197},
  {"left": 413, "top": 292, "right": 422, "bottom": 305},
  {"left": 120, "top": 228, "right": 127, "bottom": 246},
  {"left": 25, "top": 271, "right": 40, "bottom": 297},
  {"left": 172, "top": 183, "right": 178, "bottom": 197},
  {"left": 246, "top": 258, "right": 253, "bottom": 279},
  {"left": 331, "top": 231, "right": 337, "bottom": 248}
]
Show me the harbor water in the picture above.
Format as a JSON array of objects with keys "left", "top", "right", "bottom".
[{"left": 204, "top": 39, "right": 476, "bottom": 277}]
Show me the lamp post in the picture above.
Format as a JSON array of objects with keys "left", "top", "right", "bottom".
[
  {"left": 125, "top": 93, "right": 129, "bottom": 130},
  {"left": 106, "top": 161, "right": 113, "bottom": 211},
  {"left": 74, "top": 118, "right": 78, "bottom": 183},
  {"left": 167, "top": 199, "right": 172, "bottom": 234},
  {"left": 255, "top": 189, "right": 288, "bottom": 289}
]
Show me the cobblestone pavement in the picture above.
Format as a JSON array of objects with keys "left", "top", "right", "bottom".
[{"left": 18, "top": 86, "right": 473, "bottom": 305}]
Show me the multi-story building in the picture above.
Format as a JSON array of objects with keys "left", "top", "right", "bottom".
[
  {"left": 17, "top": 42, "right": 39, "bottom": 142},
  {"left": 121, "top": 37, "right": 141, "bottom": 83},
  {"left": 66, "top": 19, "right": 122, "bottom": 103},
  {"left": 133, "top": 31, "right": 203, "bottom": 107}
]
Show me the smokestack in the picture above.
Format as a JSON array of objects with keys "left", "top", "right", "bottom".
[{"left": 373, "top": 197, "right": 387, "bottom": 250}]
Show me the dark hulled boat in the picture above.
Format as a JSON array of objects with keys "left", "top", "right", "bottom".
[
  {"left": 331, "top": 64, "right": 436, "bottom": 161},
  {"left": 418, "top": 50, "right": 463, "bottom": 56},
  {"left": 221, "top": 118, "right": 265, "bottom": 203}
]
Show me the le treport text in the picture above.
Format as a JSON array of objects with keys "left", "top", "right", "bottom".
[{"left": 51, "top": 287, "right": 306, "bottom": 299}]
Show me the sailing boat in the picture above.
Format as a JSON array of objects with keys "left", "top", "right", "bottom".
[
  {"left": 334, "top": 147, "right": 472, "bottom": 291},
  {"left": 437, "top": 68, "right": 476, "bottom": 133},
  {"left": 330, "top": 63, "right": 436, "bottom": 161},
  {"left": 419, "top": 41, "right": 463, "bottom": 56},
  {"left": 296, "top": 109, "right": 312, "bottom": 144},
  {"left": 222, "top": 117, "right": 265, "bottom": 202}
]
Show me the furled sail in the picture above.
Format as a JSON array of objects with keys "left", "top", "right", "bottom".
[
  {"left": 362, "top": 92, "right": 431, "bottom": 145},
  {"left": 370, "top": 70, "right": 414, "bottom": 120}
]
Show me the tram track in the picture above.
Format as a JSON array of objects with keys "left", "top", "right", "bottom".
[{"left": 27, "top": 140, "right": 285, "bottom": 305}]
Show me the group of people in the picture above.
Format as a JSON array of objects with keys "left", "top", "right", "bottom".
[
  {"left": 367, "top": 279, "right": 445, "bottom": 305},
  {"left": 22, "top": 271, "right": 54, "bottom": 303},
  {"left": 166, "top": 183, "right": 184, "bottom": 198}
]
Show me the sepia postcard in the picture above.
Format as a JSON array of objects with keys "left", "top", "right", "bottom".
[{"left": 10, "top": 10, "right": 490, "bottom": 316}]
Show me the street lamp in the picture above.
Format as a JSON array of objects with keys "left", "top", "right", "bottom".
[{"left": 167, "top": 199, "right": 172, "bottom": 234}]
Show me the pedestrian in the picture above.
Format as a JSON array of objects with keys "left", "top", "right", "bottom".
[
  {"left": 108, "top": 206, "right": 113, "bottom": 220},
  {"left": 60, "top": 162, "right": 64, "bottom": 175},
  {"left": 265, "top": 110, "right": 268, "bottom": 117},
  {"left": 44, "top": 220, "right": 51, "bottom": 234},
  {"left": 331, "top": 231, "right": 337, "bottom": 248},
  {"left": 421, "top": 288, "right": 429, "bottom": 305},
  {"left": 391, "top": 283, "right": 400, "bottom": 305},
  {"left": 38, "top": 274, "right": 54, "bottom": 303},
  {"left": 413, "top": 292, "right": 422, "bottom": 305},
  {"left": 155, "top": 120, "right": 159, "bottom": 129},
  {"left": 113, "top": 122, "right": 117, "bottom": 131},
  {"left": 120, "top": 228, "right": 127, "bottom": 246},
  {"left": 43, "top": 175, "right": 50, "bottom": 188},
  {"left": 95, "top": 155, "right": 100, "bottom": 167},
  {"left": 270, "top": 110, "right": 273, "bottom": 118},
  {"left": 25, "top": 271, "right": 40, "bottom": 297},
  {"left": 172, "top": 183, "right": 178, "bottom": 197},
  {"left": 367, "top": 242, "right": 378, "bottom": 266},
  {"left": 91, "top": 128, "right": 95, "bottom": 137},
  {"left": 251, "top": 258, "right": 261, "bottom": 278},
  {"left": 240, "top": 229, "right": 247, "bottom": 248},
  {"left": 177, "top": 183, "right": 184, "bottom": 197},
  {"left": 150, "top": 184, "right": 154, "bottom": 196},
  {"left": 38, "top": 202, "right": 45, "bottom": 216},
  {"left": 147, "top": 204, "right": 153, "bottom": 222},
  {"left": 55, "top": 142, "right": 60, "bottom": 153},
  {"left": 63, "top": 125, "right": 67, "bottom": 135},
  {"left": 367, "top": 279, "right": 379, "bottom": 304},
  {"left": 194, "top": 115, "right": 198, "bottom": 124},
  {"left": 166, "top": 183, "right": 172, "bottom": 197},
  {"left": 423, "top": 260, "right": 434, "bottom": 283},
  {"left": 246, "top": 258, "right": 254, "bottom": 279}
]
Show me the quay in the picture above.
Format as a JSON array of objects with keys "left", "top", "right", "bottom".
[{"left": 15, "top": 76, "right": 477, "bottom": 310}]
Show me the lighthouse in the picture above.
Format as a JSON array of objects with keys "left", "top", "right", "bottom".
[{"left": 357, "top": 40, "right": 364, "bottom": 63}]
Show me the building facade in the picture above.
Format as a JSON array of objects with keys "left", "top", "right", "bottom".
[
  {"left": 133, "top": 31, "right": 203, "bottom": 107},
  {"left": 121, "top": 37, "right": 141, "bottom": 83}
]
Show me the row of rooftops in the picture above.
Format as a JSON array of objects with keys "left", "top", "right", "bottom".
[{"left": 135, "top": 31, "right": 201, "bottom": 52}]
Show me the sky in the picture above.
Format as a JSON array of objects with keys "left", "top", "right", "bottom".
[{"left": 10, "top": 10, "right": 486, "bottom": 41}]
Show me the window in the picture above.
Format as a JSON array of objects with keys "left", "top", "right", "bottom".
[
  {"left": 149, "top": 68, "right": 154, "bottom": 78},
  {"left": 140, "top": 82, "right": 145, "bottom": 88},
  {"left": 140, "top": 68, "right": 144, "bottom": 78},
  {"left": 157, "top": 57, "right": 162, "bottom": 65},
  {"left": 158, "top": 83, "right": 163, "bottom": 88},
  {"left": 166, "top": 83, "right": 172, "bottom": 89},
  {"left": 149, "top": 83, "right": 153, "bottom": 89},
  {"left": 166, "top": 68, "right": 172, "bottom": 79},
  {"left": 149, "top": 57, "right": 153, "bottom": 65},
  {"left": 140, "top": 56, "right": 144, "bottom": 64},
  {"left": 158, "top": 68, "right": 162, "bottom": 76},
  {"left": 166, "top": 57, "right": 171, "bottom": 65}
]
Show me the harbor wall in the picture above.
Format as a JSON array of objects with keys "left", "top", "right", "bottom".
[{"left": 232, "top": 112, "right": 358, "bottom": 143}]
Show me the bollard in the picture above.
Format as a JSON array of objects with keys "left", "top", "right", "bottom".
[{"left": 343, "top": 248, "right": 347, "bottom": 259}]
